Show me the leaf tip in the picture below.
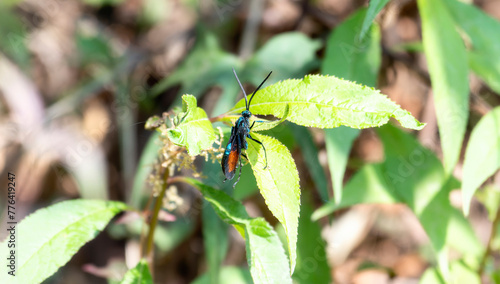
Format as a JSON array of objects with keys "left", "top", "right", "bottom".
[{"left": 462, "top": 200, "right": 471, "bottom": 217}]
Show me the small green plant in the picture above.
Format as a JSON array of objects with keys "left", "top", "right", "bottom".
[
  {"left": 144, "top": 74, "right": 424, "bottom": 282},
  {"left": 0, "top": 72, "right": 423, "bottom": 284}
]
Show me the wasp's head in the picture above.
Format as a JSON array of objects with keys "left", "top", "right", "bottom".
[{"left": 242, "top": 110, "right": 251, "bottom": 118}]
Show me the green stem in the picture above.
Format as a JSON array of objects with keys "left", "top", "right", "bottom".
[
  {"left": 478, "top": 205, "right": 500, "bottom": 276},
  {"left": 144, "top": 168, "right": 170, "bottom": 265}
]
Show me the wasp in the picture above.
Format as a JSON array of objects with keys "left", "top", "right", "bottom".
[{"left": 221, "top": 68, "right": 272, "bottom": 187}]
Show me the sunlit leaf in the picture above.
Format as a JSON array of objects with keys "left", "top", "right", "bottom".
[
  {"left": 245, "top": 218, "right": 292, "bottom": 284},
  {"left": 0, "top": 200, "right": 127, "bottom": 284},
  {"left": 251, "top": 104, "right": 290, "bottom": 132},
  {"left": 120, "top": 259, "right": 153, "bottom": 284},
  {"left": 450, "top": 261, "right": 481, "bottom": 284},
  {"left": 421, "top": 267, "right": 445, "bottom": 284},
  {"left": 418, "top": 0, "right": 469, "bottom": 174},
  {"left": 475, "top": 185, "right": 500, "bottom": 222},
  {"left": 443, "top": 0, "right": 500, "bottom": 94},
  {"left": 141, "top": 0, "right": 170, "bottom": 25},
  {"left": 246, "top": 133, "right": 300, "bottom": 272},
  {"left": 165, "top": 95, "right": 216, "bottom": 156},
  {"left": 230, "top": 75, "right": 424, "bottom": 130},
  {"left": 212, "top": 32, "right": 320, "bottom": 116},
  {"left": 420, "top": 260, "right": 481, "bottom": 284},
  {"left": 462, "top": 106, "right": 500, "bottom": 215},
  {"left": 182, "top": 179, "right": 292, "bottom": 284},
  {"left": 322, "top": 7, "right": 380, "bottom": 204}
]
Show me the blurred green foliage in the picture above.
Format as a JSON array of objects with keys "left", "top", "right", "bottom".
[{"left": 2, "top": 0, "right": 500, "bottom": 283}]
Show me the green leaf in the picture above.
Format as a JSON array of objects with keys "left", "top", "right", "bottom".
[
  {"left": 183, "top": 179, "right": 292, "bottom": 284},
  {"left": 0, "top": 200, "right": 127, "bottom": 284},
  {"left": 76, "top": 33, "right": 115, "bottom": 66},
  {"left": 165, "top": 95, "right": 216, "bottom": 156},
  {"left": 145, "top": 116, "right": 163, "bottom": 130},
  {"left": 325, "top": 127, "right": 361, "bottom": 204},
  {"left": 493, "top": 268, "right": 500, "bottom": 283},
  {"left": 152, "top": 220, "right": 194, "bottom": 254},
  {"left": 0, "top": 0, "right": 23, "bottom": 7},
  {"left": 391, "top": 41, "right": 424, "bottom": 53},
  {"left": 251, "top": 104, "right": 290, "bottom": 132},
  {"left": 290, "top": 124, "right": 329, "bottom": 201},
  {"left": 322, "top": 8, "right": 381, "bottom": 87},
  {"left": 192, "top": 266, "right": 252, "bottom": 284},
  {"left": 420, "top": 267, "right": 445, "bottom": 284},
  {"left": 246, "top": 133, "right": 300, "bottom": 272},
  {"left": 292, "top": 192, "right": 331, "bottom": 284},
  {"left": 244, "top": 218, "right": 292, "bottom": 284},
  {"left": 0, "top": 6, "right": 30, "bottom": 69},
  {"left": 243, "top": 32, "right": 320, "bottom": 85},
  {"left": 418, "top": 0, "right": 469, "bottom": 173},
  {"left": 202, "top": 203, "right": 229, "bottom": 284},
  {"left": 82, "top": 0, "right": 127, "bottom": 7},
  {"left": 140, "top": 0, "right": 170, "bottom": 25},
  {"left": 462, "top": 106, "right": 500, "bottom": 215},
  {"left": 120, "top": 259, "right": 153, "bottom": 284},
  {"left": 359, "top": 0, "right": 390, "bottom": 41},
  {"left": 443, "top": 0, "right": 500, "bottom": 94},
  {"left": 420, "top": 260, "right": 481, "bottom": 284},
  {"left": 312, "top": 163, "right": 398, "bottom": 220},
  {"left": 151, "top": 31, "right": 240, "bottom": 101},
  {"left": 377, "top": 125, "right": 482, "bottom": 272},
  {"left": 321, "top": 7, "right": 380, "bottom": 204},
  {"left": 314, "top": 125, "right": 483, "bottom": 276},
  {"left": 450, "top": 260, "right": 481, "bottom": 284},
  {"left": 475, "top": 185, "right": 500, "bottom": 222},
  {"left": 130, "top": 132, "right": 161, "bottom": 208},
  {"left": 221, "top": 104, "right": 290, "bottom": 133},
  {"left": 230, "top": 74, "right": 424, "bottom": 130},
  {"left": 212, "top": 32, "right": 320, "bottom": 116}
]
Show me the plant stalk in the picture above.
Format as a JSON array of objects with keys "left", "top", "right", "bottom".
[
  {"left": 478, "top": 205, "right": 500, "bottom": 276},
  {"left": 144, "top": 168, "right": 170, "bottom": 267}
]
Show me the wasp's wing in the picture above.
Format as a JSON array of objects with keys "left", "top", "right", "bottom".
[{"left": 221, "top": 132, "right": 242, "bottom": 180}]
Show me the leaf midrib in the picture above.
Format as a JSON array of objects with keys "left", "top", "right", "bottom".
[{"left": 233, "top": 100, "right": 396, "bottom": 116}]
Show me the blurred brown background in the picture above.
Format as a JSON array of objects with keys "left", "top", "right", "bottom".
[{"left": 1, "top": 0, "right": 500, "bottom": 283}]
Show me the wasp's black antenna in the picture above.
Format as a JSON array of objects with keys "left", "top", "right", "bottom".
[
  {"left": 248, "top": 71, "right": 272, "bottom": 108},
  {"left": 232, "top": 68, "right": 249, "bottom": 110}
]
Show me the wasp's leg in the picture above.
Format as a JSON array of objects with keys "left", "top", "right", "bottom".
[
  {"left": 233, "top": 156, "right": 243, "bottom": 188},
  {"left": 241, "top": 153, "right": 249, "bottom": 161},
  {"left": 247, "top": 134, "right": 268, "bottom": 169},
  {"left": 249, "top": 120, "right": 268, "bottom": 129}
]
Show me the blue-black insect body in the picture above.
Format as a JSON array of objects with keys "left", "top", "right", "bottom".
[{"left": 221, "top": 68, "right": 272, "bottom": 187}]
